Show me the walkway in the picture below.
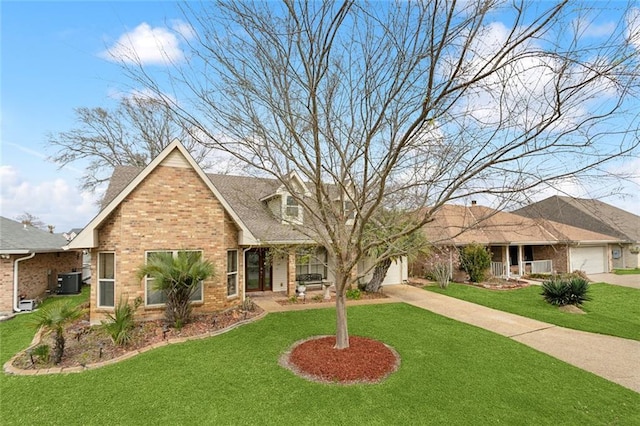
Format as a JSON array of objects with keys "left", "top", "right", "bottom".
[{"left": 254, "top": 286, "right": 640, "bottom": 393}]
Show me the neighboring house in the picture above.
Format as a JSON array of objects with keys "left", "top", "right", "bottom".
[
  {"left": 69, "top": 140, "right": 406, "bottom": 325},
  {"left": 410, "top": 203, "right": 622, "bottom": 280},
  {"left": 0, "top": 217, "right": 82, "bottom": 315},
  {"left": 514, "top": 196, "right": 640, "bottom": 273}
]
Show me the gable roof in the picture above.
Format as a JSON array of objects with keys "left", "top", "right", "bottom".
[
  {"left": 0, "top": 216, "right": 71, "bottom": 254},
  {"left": 513, "top": 196, "right": 640, "bottom": 243},
  {"left": 424, "top": 204, "right": 621, "bottom": 246},
  {"left": 69, "top": 139, "right": 259, "bottom": 249},
  {"left": 98, "top": 165, "right": 315, "bottom": 245}
]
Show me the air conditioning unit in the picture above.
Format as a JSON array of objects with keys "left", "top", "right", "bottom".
[
  {"left": 57, "top": 272, "right": 82, "bottom": 294},
  {"left": 18, "top": 299, "right": 36, "bottom": 311}
]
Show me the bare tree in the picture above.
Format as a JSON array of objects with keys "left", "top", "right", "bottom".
[
  {"left": 125, "top": 1, "right": 640, "bottom": 348},
  {"left": 16, "top": 212, "right": 46, "bottom": 230},
  {"left": 47, "top": 95, "right": 215, "bottom": 192}
]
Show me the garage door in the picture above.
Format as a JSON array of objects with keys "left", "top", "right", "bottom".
[{"left": 570, "top": 246, "right": 607, "bottom": 274}]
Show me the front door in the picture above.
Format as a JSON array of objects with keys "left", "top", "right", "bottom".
[{"left": 245, "top": 248, "right": 272, "bottom": 292}]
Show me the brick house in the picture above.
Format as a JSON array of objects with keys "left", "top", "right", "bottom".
[
  {"left": 0, "top": 217, "right": 82, "bottom": 315},
  {"left": 514, "top": 196, "right": 640, "bottom": 273},
  {"left": 69, "top": 140, "right": 407, "bottom": 324},
  {"left": 410, "top": 203, "right": 622, "bottom": 280}
]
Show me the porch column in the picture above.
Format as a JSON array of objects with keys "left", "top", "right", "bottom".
[
  {"left": 518, "top": 245, "right": 524, "bottom": 277},
  {"left": 287, "top": 248, "right": 297, "bottom": 297},
  {"left": 505, "top": 246, "right": 511, "bottom": 280}
]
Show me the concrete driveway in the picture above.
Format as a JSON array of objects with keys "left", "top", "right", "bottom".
[{"left": 588, "top": 273, "right": 640, "bottom": 289}]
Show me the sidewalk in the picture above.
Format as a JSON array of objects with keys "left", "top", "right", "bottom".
[{"left": 254, "top": 285, "right": 640, "bottom": 393}]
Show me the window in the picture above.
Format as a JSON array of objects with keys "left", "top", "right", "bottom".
[
  {"left": 285, "top": 195, "right": 299, "bottom": 217},
  {"left": 98, "top": 252, "right": 115, "bottom": 308},
  {"left": 344, "top": 200, "right": 356, "bottom": 220},
  {"left": 145, "top": 250, "right": 203, "bottom": 306},
  {"left": 227, "top": 250, "right": 238, "bottom": 297},
  {"left": 296, "top": 247, "right": 328, "bottom": 278}
]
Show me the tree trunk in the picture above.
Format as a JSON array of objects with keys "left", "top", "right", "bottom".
[
  {"left": 334, "top": 290, "right": 349, "bottom": 349},
  {"left": 364, "top": 258, "right": 392, "bottom": 293},
  {"left": 52, "top": 331, "right": 65, "bottom": 364}
]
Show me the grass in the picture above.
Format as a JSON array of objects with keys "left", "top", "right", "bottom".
[
  {"left": 614, "top": 268, "right": 640, "bottom": 275},
  {"left": 1, "top": 297, "right": 639, "bottom": 425},
  {"left": 425, "top": 283, "right": 640, "bottom": 341}
]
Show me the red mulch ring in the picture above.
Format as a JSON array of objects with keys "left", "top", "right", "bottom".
[{"left": 280, "top": 335, "right": 400, "bottom": 385}]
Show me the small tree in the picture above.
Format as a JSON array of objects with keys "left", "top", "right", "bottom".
[
  {"left": 460, "top": 243, "right": 491, "bottom": 283},
  {"left": 137, "top": 251, "right": 214, "bottom": 327},
  {"left": 30, "top": 300, "right": 85, "bottom": 364},
  {"left": 362, "top": 213, "right": 428, "bottom": 293}
]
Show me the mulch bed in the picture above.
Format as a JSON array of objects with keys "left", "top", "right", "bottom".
[
  {"left": 10, "top": 307, "right": 264, "bottom": 371},
  {"left": 408, "top": 277, "right": 529, "bottom": 290},
  {"left": 280, "top": 335, "right": 400, "bottom": 385}
]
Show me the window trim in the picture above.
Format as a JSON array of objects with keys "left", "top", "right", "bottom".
[
  {"left": 227, "top": 249, "right": 238, "bottom": 298},
  {"left": 283, "top": 195, "right": 303, "bottom": 224},
  {"left": 97, "top": 251, "right": 115, "bottom": 308},
  {"left": 144, "top": 250, "right": 204, "bottom": 307}
]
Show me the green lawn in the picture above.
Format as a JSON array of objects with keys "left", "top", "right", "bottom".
[
  {"left": 425, "top": 283, "right": 640, "bottom": 341},
  {"left": 1, "top": 299, "right": 638, "bottom": 425},
  {"left": 614, "top": 268, "right": 640, "bottom": 275}
]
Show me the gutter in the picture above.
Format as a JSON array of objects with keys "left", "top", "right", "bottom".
[{"left": 14, "top": 252, "right": 35, "bottom": 312}]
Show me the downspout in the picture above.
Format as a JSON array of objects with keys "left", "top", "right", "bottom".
[{"left": 14, "top": 252, "right": 35, "bottom": 312}]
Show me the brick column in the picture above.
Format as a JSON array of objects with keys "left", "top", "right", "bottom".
[{"left": 287, "top": 248, "right": 297, "bottom": 296}]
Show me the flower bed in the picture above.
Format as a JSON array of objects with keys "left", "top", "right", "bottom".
[{"left": 8, "top": 306, "right": 264, "bottom": 373}]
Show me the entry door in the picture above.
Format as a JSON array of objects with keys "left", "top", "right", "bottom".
[{"left": 245, "top": 249, "right": 272, "bottom": 292}]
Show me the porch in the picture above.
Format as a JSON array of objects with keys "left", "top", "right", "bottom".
[
  {"left": 489, "top": 244, "right": 554, "bottom": 279},
  {"left": 491, "top": 260, "right": 553, "bottom": 278}
]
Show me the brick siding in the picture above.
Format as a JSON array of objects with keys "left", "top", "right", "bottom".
[
  {"left": 90, "top": 165, "right": 241, "bottom": 324},
  {"left": 533, "top": 245, "right": 569, "bottom": 274},
  {"left": 0, "top": 252, "right": 82, "bottom": 314}
]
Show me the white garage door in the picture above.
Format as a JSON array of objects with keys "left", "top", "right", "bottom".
[{"left": 570, "top": 246, "right": 607, "bottom": 274}]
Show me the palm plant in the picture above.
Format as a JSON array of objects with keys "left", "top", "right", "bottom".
[
  {"left": 137, "top": 251, "right": 215, "bottom": 327},
  {"left": 30, "top": 300, "right": 85, "bottom": 364},
  {"left": 101, "top": 296, "right": 142, "bottom": 346},
  {"left": 541, "top": 277, "right": 591, "bottom": 306}
]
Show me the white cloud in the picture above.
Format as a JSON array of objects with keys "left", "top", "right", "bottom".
[
  {"left": 574, "top": 17, "right": 616, "bottom": 38},
  {"left": 0, "top": 165, "right": 101, "bottom": 232},
  {"left": 101, "top": 20, "right": 194, "bottom": 65},
  {"left": 517, "top": 157, "right": 640, "bottom": 215},
  {"left": 626, "top": 7, "right": 640, "bottom": 50}
]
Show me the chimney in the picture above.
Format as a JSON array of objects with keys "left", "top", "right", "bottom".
[{"left": 471, "top": 200, "right": 477, "bottom": 206}]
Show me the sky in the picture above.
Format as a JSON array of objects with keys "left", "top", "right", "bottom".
[{"left": 1, "top": 1, "right": 639, "bottom": 233}]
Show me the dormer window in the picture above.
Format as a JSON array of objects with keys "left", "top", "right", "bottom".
[
  {"left": 260, "top": 171, "right": 309, "bottom": 225},
  {"left": 282, "top": 195, "right": 303, "bottom": 224},
  {"left": 286, "top": 196, "right": 299, "bottom": 217}
]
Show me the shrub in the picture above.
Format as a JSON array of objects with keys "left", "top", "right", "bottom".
[
  {"left": 346, "top": 288, "right": 362, "bottom": 300},
  {"left": 460, "top": 243, "right": 491, "bottom": 283},
  {"left": 541, "top": 277, "right": 591, "bottom": 306},
  {"left": 30, "top": 344, "right": 50, "bottom": 364},
  {"left": 241, "top": 297, "right": 256, "bottom": 312},
  {"left": 101, "top": 296, "right": 142, "bottom": 346},
  {"left": 431, "top": 262, "right": 451, "bottom": 289}
]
